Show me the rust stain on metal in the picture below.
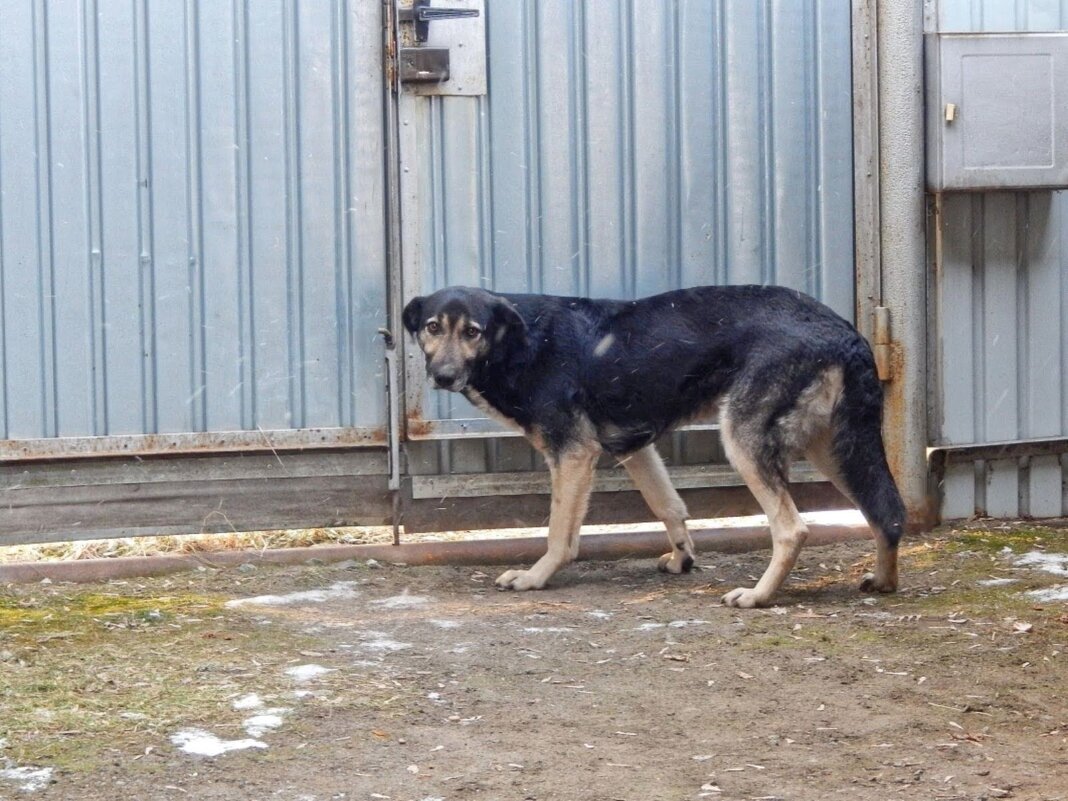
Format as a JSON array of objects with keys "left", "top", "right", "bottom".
[
  {"left": 0, "top": 426, "right": 387, "bottom": 463},
  {"left": 405, "top": 408, "right": 434, "bottom": 440}
]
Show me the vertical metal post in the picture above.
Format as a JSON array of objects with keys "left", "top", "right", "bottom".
[
  {"left": 383, "top": 0, "right": 406, "bottom": 545},
  {"left": 876, "top": 0, "right": 933, "bottom": 525}
]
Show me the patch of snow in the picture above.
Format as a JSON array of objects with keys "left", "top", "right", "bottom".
[
  {"left": 371, "top": 591, "right": 433, "bottom": 609},
  {"left": 668, "top": 619, "right": 707, "bottom": 628},
  {"left": 1014, "top": 551, "right": 1068, "bottom": 577},
  {"left": 522, "top": 627, "right": 574, "bottom": 633},
  {"left": 291, "top": 690, "right": 315, "bottom": 699},
  {"left": 170, "top": 729, "right": 267, "bottom": 757},
  {"left": 0, "top": 738, "right": 7, "bottom": 749},
  {"left": 225, "top": 581, "right": 361, "bottom": 608},
  {"left": 242, "top": 709, "right": 289, "bottom": 737},
  {"left": 429, "top": 619, "right": 461, "bottom": 629},
  {"left": 232, "top": 693, "right": 264, "bottom": 711},
  {"left": 1024, "top": 585, "right": 1068, "bottom": 602},
  {"left": 586, "top": 610, "right": 613, "bottom": 619},
  {"left": 978, "top": 578, "right": 1018, "bottom": 587},
  {"left": 634, "top": 622, "right": 665, "bottom": 631},
  {"left": 360, "top": 631, "right": 412, "bottom": 652},
  {"left": 285, "top": 664, "right": 334, "bottom": 681},
  {"left": 0, "top": 766, "right": 53, "bottom": 792}
]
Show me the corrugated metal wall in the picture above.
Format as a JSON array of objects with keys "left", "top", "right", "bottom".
[
  {"left": 932, "top": 0, "right": 1068, "bottom": 518},
  {"left": 0, "top": 0, "right": 387, "bottom": 442},
  {"left": 401, "top": 0, "right": 856, "bottom": 475}
]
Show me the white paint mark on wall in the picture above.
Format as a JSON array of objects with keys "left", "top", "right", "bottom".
[
  {"left": 226, "top": 582, "right": 361, "bottom": 608},
  {"left": 170, "top": 729, "right": 267, "bottom": 756}
]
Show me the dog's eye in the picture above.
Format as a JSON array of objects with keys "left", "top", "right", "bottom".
[
  {"left": 425, "top": 321, "right": 441, "bottom": 335},
  {"left": 463, "top": 326, "right": 481, "bottom": 340}
]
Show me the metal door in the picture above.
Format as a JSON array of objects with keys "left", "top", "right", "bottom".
[{"left": 394, "top": 0, "right": 857, "bottom": 524}]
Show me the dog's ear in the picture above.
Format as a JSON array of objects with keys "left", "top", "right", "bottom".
[
  {"left": 402, "top": 296, "right": 425, "bottom": 335},
  {"left": 489, "top": 297, "right": 527, "bottom": 348}
]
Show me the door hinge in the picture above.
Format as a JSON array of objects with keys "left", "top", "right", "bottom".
[{"left": 873, "top": 306, "right": 893, "bottom": 382}]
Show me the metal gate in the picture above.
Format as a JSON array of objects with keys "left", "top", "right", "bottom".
[
  {"left": 0, "top": 0, "right": 862, "bottom": 546},
  {"left": 396, "top": 0, "right": 859, "bottom": 530}
]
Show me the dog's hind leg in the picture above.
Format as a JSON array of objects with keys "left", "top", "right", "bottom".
[
  {"left": 496, "top": 442, "right": 600, "bottom": 591},
  {"left": 719, "top": 411, "right": 808, "bottom": 608},
  {"left": 621, "top": 445, "right": 695, "bottom": 574},
  {"left": 806, "top": 423, "right": 904, "bottom": 595}
]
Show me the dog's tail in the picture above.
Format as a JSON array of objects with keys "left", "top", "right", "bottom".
[{"left": 831, "top": 346, "right": 907, "bottom": 551}]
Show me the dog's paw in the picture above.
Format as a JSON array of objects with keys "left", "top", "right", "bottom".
[
  {"left": 495, "top": 569, "right": 547, "bottom": 591},
  {"left": 859, "top": 573, "right": 897, "bottom": 594},
  {"left": 721, "top": 587, "right": 768, "bottom": 608},
  {"left": 657, "top": 552, "right": 695, "bottom": 574}
]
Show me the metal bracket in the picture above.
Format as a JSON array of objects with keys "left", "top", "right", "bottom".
[
  {"left": 873, "top": 305, "right": 893, "bottom": 381},
  {"left": 398, "top": 0, "right": 479, "bottom": 43}
]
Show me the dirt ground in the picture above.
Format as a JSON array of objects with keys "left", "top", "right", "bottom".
[{"left": 1, "top": 525, "right": 1066, "bottom": 801}]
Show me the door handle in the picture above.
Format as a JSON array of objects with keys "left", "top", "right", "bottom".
[{"left": 398, "top": 0, "right": 479, "bottom": 43}]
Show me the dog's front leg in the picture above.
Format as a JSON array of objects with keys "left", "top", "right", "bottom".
[{"left": 496, "top": 444, "right": 599, "bottom": 591}]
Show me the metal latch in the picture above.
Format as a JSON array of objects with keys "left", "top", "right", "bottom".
[
  {"left": 399, "top": 47, "right": 451, "bottom": 83},
  {"left": 398, "top": 0, "right": 479, "bottom": 43}
]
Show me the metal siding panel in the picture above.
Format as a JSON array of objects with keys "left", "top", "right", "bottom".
[
  {"left": 677, "top": 0, "right": 722, "bottom": 289},
  {"left": 937, "top": 194, "right": 977, "bottom": 444},
  {"left": 816, "top": 0, "right": 855, "bottom": 318},
  {"left": 769, "top": 1, "right": 812, "bottom": 295},
  {"left": 246, "top": 2, "right": 291, "bottom": 430},
  {"left": 941, "top": 461, "right": 976, "bottom": 519},
  {"left": 582, "top": 0, "right": 627, "bottom": 297},
  {"left": 0, "top": 0, "right": 387, "bottom": 449},
  {"left": 985, "top": 458, "right": 1020, "bottom": 517},
  {"left": 1023, "top": 194, "right": 1063, "bottom": 437},
  {"left": 297, "top": 0, "right": 341, "bottom": 428},
  {"left": 980, "top": 194, "right": 1019, "bottom": 442},
  {"left": 723, "top": 0, "right": 765, "bottom": 284},
  {"left": 630, "top": 0, "right": 674, "bottom": 296},
  {"left": 347, "top": 0, "right": 388, "bottom": 429},
  {"left": 938, "top": 0, "right": 1068, "bottom": 30},
  {"left": 0, "top": 1, "right": 48, "bottom": 438},
  {"left": 47, "top": 0, "right": 94, "bottom": 436},
  {"left": 198, "top": 0, "right": 243, "bottom": 432},
  {"left": 147, "top": 1, "right": 196, "bottom": 434},
  {"left": 1028, "top": 454, "right": 1062, "bottom": 517},
  {"left": 97, "top": 0, "right": 147, "bottom": 435},
  {"left": 535, "top": 0, "right": 583, "bottom": 296}
]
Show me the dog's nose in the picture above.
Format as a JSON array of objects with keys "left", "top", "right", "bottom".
[{"left": 433, "top": 371, "right": 458, "bottom": 389}]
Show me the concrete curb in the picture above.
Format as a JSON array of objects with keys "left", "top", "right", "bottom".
[{"left": 0, "top": 522, "right": 872, "bottom": 585}]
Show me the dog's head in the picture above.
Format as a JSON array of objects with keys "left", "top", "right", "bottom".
[{"left": 402, "top": 287, "right": 526, "bottom": 392}]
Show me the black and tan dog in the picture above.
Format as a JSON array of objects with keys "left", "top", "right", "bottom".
[{"left": 403, "top": 285, "right": 905, "bottom": 608}]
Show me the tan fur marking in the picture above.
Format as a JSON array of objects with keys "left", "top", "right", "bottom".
[
  {"left": 720, "top": 404, "right": 809, "bottom": 608},
  {"left": 495, "top": 436, "right": 600, "bottom": 591},
  {"left": 621, "top": 445, "right": 695, "bottom": 573}
]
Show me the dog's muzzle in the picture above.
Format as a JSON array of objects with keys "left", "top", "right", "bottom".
[{"left": 430, "top": 370, "right": 466, "bottom": 392}]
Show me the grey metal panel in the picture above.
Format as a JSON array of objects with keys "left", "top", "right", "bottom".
[
  {"left": 936, "top": 190, "right": 1068, "bottom": 519},
  {"left": 0, "top": 0, "right": 388, "bottom": 445},
  {"left": 937, "top": 0, "right": 1068, "bottom": 32},
  {"left": 401, "top": 0, "right": 856, "bottom": 436}
]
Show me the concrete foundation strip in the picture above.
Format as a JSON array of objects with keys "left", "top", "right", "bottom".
[{"left": 0, "top": 522, "right": 871, "bottom": 585}]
